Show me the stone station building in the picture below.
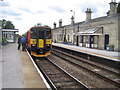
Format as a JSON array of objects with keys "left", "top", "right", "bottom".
[{"left": 52, "top": 0, "right": 120, "bottom": 52}]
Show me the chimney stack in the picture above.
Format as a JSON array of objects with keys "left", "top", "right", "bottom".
[
  {"left": 109, "top": 0, "right": 117, "bottom": 15},
  {"left": 59, "top": 19, "right": 62, "bottom": 27},
  {"left": 86, "top": 8, "right": 92, "bottom": 21},
  {"left": 53, "top": 22, "right": 56, "bottom": 28},
  {"left": 71, "top": 16, "right": 74, "bottom": 24}
]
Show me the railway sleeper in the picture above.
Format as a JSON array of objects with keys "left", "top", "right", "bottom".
[
  {"left": 55, "top": 82, "right": 78, "bottom": 88},
  {"left": 53, "top": 80, "right": 73, "bottom": 83},
  {"left": 57, "top": 84, "right": 81, "bottom": 88},
  {"left": 48, "top": 74, "right": 66, "bottom": 78}
]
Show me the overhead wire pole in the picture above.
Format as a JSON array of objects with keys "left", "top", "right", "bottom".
[
  {"left": 0, "top": 0, "right": 3, "bottom": 47},
  {"left": 0, "top": 0, "right": 3, "bottom": 77},
  {"left": 0, "top": 1, "right": 3, "bottom": 89},
  {"left": 0, "top": 0, "right": 3, "bottom": 28}
]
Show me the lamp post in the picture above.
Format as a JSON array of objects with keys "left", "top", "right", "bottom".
[
  {"left": 70, "top": 10, "right": 75, "bottom": 45},
  {"left": 70, "top": 10, "right": 75, "bottom": 23}
]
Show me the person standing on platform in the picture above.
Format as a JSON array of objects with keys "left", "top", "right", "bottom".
[
  {"left": 17, "top": 35, "right": 21, "bottom": 50},
  {"left": 21, "top": 35, "right": 26, "bottom": 51}
]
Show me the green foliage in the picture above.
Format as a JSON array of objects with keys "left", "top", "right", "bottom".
[
  {"left": 34, "top": 23, "right": 51, "bottom": 28},
  {"left": 44, "top": 25, "right": 51, "bottom": 28},
  {"left": 34, "top": 23, "right": 42, "bottom": 26},
  {"left": 0, "top": 19, "right": 15, "bottom": 29},
  {"left": 117, "top": 3, "right": 120, "bottom": 13},
  {"left": 2, "top": 37, "right": 7, "bottom": 42},
  {"left": 107, "top": 44, "right": 114, "bottom": 47}
]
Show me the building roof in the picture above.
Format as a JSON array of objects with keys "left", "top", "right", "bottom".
[
  {"left": 2, "top": 29, "right": 18, "bottom": 32},
  {"left": 52, "top": 13, "right": 120, "bottom": 30},
  {"left": 77, "top": 27, "right": 103, "bottom": 35}
]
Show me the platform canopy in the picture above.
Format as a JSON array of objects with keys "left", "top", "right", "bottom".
[
  {"left": 2, "top": 29, "right": 19, "bottom": 42},
  {"left": 2, "top": 29, "right": 18, "bottom": 32},
  {"left": 77, "top": 27, "right": 103, "bottom": 35}
]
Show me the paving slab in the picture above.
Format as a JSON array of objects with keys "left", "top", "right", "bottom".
[
  {"left": 20, "top": 50, "right": 47, "bottom": 88},
  {"left": 53, "top": 43, "right": 120, "bottom": 60}
]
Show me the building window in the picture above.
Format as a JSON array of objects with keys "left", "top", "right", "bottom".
[
  {"left": 58, "top": 34, "right": 63, "bottom": 42},
  {"left": 67, "top": 35, "right": 70, "bottom": 42},
  {"left": 94, "top": 36, "right": 98, "bottom": 44},
  {"left": 80, "top": 36, "right": 83, "bottom": 43},
  {"left": 86, "top": 36, "right": 89, "bottom": 43}
]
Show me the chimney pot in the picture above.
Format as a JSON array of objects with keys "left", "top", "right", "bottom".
[
  {"left": 59, "top": 19, "right": 62, "bottom": 27},
  {"left": 86, "top": 8, "right": 92, "bottom": 21},
  {"left": 109, "top": 0, "right": 117, "bottom": 15},
  {"left": 53, "top": 22, "right": 56, "bottom": 28}
]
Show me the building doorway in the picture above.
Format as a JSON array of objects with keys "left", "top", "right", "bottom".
[
  {"left": 89, "top": 35, "right": 94, "bottom": 48},
  {"left": 104, "top": 34, "right": 109, "bottom": 49},
  {"left": 76, "top": 35, "right": 79, "bottom": 46}
]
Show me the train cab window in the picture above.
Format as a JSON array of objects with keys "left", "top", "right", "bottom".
[
  {"left": 46, "top": 31, "right": 51, "bottom": 39},
  {"left": 39, "top": 30, "right": 45, "bottom": 39}
]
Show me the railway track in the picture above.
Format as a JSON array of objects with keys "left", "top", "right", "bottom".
[
  {"left": 50, "top": 48, "right": 120, "bottom": 88},
  {"left": 35, "top": 57, "right": 90, "bottom": 89}
]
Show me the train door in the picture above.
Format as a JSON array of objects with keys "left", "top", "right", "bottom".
[
  {"left": 30, "top": 29, "right": 37, "bottom": 50},
  {"left": 45, "top": 29, "right": 51, "bottom": 50},
  {"left": 104, "top": 34, "right": 109, "bottom": 49},
  {"left": 38, "top": 29, "right": 45, "bottom": 48},
  {"left": 76, "top": 35, "right": 79, "bottom": 46}
]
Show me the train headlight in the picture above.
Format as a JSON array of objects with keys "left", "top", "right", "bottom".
[
  {"left": 32, "top": 44, "right": 36, "bottom": 46},
  {"left": 46, "top": 44, "right": 49, "bottom": 46}
]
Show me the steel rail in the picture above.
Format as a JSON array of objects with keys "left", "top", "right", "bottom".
[
  {"left": 52, "top": 48, "right": 120, "bottom": 75},
  {"left": 26, "top": 50, "right": 52, "bottom": 90},
  {"left": 36, "top": 57, "right": 90, "bottom": 89},
  {"left": 46, "top": 57, "right": 90, "bottom": 89},
  {"left": 51, "top": 49, "right": 120, "bottom": 88}
]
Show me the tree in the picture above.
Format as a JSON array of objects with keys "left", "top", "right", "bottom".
[
  {"left": 34, "top": 23, "right": 51, "bottom": 28},
  {"left": 0, "top": 19, "right": 15, "bottom": 29},
  {"left": 117, "top": 3, "right": 120, "bottom": 13},
  {"left": 34, "top": 23, "right": 42, "bottom": 26},
  {"left": 44, "top": 25, "right": 51, "bottom": 28}
]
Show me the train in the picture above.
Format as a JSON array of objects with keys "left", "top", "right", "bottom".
[{"left": 25, "top": 26, "right": 52, "bottom": 57}]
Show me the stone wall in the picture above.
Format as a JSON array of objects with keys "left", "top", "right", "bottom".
[{"left": 52, "top": 14, "right": 119, "bottom": 51}]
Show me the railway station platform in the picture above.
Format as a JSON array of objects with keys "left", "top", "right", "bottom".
[
  {"left": 52, "top": 43, "right": 120, "bottom": 61},
  {"left": 1, "top": 43, "right": 48, "bottom": 89}
]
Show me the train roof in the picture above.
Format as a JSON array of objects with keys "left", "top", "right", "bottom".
[{"left": 31, "top": 26, "right": 51, "bottom": 29}]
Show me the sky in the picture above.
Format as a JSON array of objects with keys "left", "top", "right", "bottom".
[{"left": 0, "top": 0, "right": 119, "bottom": 35}]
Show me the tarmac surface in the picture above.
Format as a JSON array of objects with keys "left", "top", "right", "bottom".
[
  {"left": 1, "top": 43, "right": 47, "bottom": 89},
  {"left": 0, "top": 45, "right": 2, "bottom": 89},
  {"left": 2, "top": 43, "right": 24, "bottom": 88}
]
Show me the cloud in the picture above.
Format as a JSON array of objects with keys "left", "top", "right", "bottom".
[
  {"left": 1, "top": 1, "right": 10, "bottom": 7},
  {"left": 0, "top": 8, "right": 21, "bottom": 16},
  {"left": 19, "top": 7, "right": 31, "bottom": 13},
  {"left": 19, "top": 7, "right": 45, "bottom": 14},
  {"left": 49, "top": 6, "right": 66, "bottom": 13},
  {"left": 14, "top": 17, "right": 22, "bottom": 21},
  {"left": 79, "top": 2, "right": 98, "bottom": 13},
  {"left": 35, "top": 10, "right": 45, "bottom": 14}
]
